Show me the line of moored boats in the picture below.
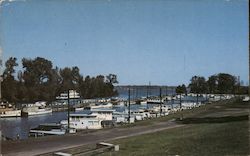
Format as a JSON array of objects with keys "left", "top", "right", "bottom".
[{"left": 1, "top": 92, "right": 249, "bottom": 138}]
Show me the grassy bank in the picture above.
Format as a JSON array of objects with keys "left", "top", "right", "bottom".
[{"left": 101, "top": 99, "right": 249, "bottom": 156}]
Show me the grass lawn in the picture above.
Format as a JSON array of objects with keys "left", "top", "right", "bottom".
[{"left": 101, "top": 99, "right": 249, "bottom": 156}]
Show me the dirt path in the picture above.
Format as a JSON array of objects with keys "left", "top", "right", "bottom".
[{"left": 1, "top": 120, "right": 183, "bottom": 156}]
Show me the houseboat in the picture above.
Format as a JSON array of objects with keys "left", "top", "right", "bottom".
[
  {"left": 113, "top": 111, "right": 135, "bottom": 124},
  {"left": 61, "top": 109, "right": 114, "bottom": 130},
  {"left": 22, "top": 101, "right": 52, "bottom": 116},
  {"left": 0, "top": 102, "right": 21, "bottom": 118}
]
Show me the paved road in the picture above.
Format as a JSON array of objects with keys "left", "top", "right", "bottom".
[{"left": 1, "top": 120, "right": 182, "bottom": 156}]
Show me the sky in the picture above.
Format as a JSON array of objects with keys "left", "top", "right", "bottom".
[{"left": 0, "top": 0, "right": 248, "bottom": 86}]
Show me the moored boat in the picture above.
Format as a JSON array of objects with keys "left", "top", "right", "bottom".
[
  {"left": 243, "top": 96, "right": 250, "bottom": 102},
  {"left": 21, "top": 101, "right": 52, "bottom": 116},
  {"left": 0, "top": 102, "right": 21, "bottom": 118},
  {"left": 89, "top": 102, "right": 113, "bottom": 110},
  {"left": 29, "top": 123, "right": 68, "bottom": 137}
]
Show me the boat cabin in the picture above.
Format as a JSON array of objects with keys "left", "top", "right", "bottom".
[{"left": 69, "top": 114, "right": 102, "bottom": 129}]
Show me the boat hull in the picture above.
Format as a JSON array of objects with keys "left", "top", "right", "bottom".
[
  {"left": 0, "top": 110, "right": 21, "bottom": 118},
  {"left": 22, "top": 108, "right": 52, "bottom": 116}
]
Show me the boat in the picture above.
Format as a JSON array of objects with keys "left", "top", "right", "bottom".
[
  {"left": 61, "top": 109, "right": 114, "bottom": 130},
  {"left": 29, "top": 123, "right": 68, "bottom": 137},
  {"left": 112, "top": 111, "right": 135, "bottom": 123},
  {"left": 56, "top": 90, "right": 80, "bottom": 100},
  {"left": 243, "top": 96, "right": 250, "bottom": 102},
  {"left": 147, "top": 98, "right": 163, "bottom": 104},
  {"left": 75, "top": 107, "right": 84, "bottom": 111},
  {"left": 89, "top": 103, "right": 113, "bottom": 110},
  {"left": 135, "top": 98, "right": 148, "bottom": 105},
  {"left": 21, "top": 101, "right": 52, "bottom": 116},
  {"left": 0, "top": 102, "right": 21, "bottom": 118}
]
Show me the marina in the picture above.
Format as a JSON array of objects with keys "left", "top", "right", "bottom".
[
  {"left": 0, "top": 1, "right": 248, "bottom": 155},
  {"left": 0, "top": 91, "right": 226, "bottom": 140}
]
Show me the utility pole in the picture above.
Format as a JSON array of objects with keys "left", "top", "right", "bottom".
[
  {"left": 180, "top": 92, "right": 182, "bottom": 120},
  {"left": 196, "top": 93, "right": 199, "bottom": 105},
  {"left": 67, "top": 90, "right": 70, "bottom": 132},
  {"left": 128, "top": 87, "right": 131, "bottom": 123},
  {"left": 146, "top": 85, "right": 148, "bottom": 98},
  {"left": 0, "top": 47, "right": 2, "bottom": 101},
  {"left": 180, "top": 93, "right": 182, "bottom": 109},
  {"left": 248, "top": 46, "right": 250, "bottom": 96},
  {"left": 146, "top": 84, "right": 149, "bottom": 109},
  {"left": 160, "top": 87, "right": 162, "bottom": 116},
  {"left": 149, "top": 81, "right": 151, "bottom": 97}
]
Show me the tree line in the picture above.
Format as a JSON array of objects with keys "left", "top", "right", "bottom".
[
  {"left": 176, "top": 73, "right": 248, "bottom": 95},
  {"left": 1, "top": 57, "right": 118, "bottom": 103}
]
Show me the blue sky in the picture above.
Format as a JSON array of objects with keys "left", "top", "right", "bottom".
[{"left": 0, "top": 0, "right": 248, "bottom": 85}]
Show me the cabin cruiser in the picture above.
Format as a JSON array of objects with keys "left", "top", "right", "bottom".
[
  {"left": 0, "top": 101, "right": 21, "bottom": 118},
  {"left": 29, "top": 123, "right": 76, "bottom": 137},
  {"left": 21, "top": 101, "right": 52, "bottom": 116}
]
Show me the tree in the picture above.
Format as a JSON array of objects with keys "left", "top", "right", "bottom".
[
  {"left": 189, "top": 76, "right": 207, "bottom": 94},
  {"left": 2, "top": 57, "right": 18, "bottom": 102},
  {"left": 22, "top": 57, "right": 55, "bottom": 102},
  {"left": 2, "top": 56, "right": 119, "bottom": 102},
  {"left": 59, "top": 66, "right": 83, "bottom": 94},
  {"left": 217, "top": 73, "right": 236, "bottom": 94},
  {"left": 207, "top": 75, "right": 218, "bottom": 94},
  {"left": 176, "top": 84, "right": 187, "bottom": 95}
]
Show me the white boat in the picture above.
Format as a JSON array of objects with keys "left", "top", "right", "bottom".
[
  {"left": 113, "top": 111, "right": 135, "bottom": 123},
  {"left": 151, "top": 105, "right": 171, "bottom": 113},
  {"left": 22, "top": 101, "right": 52, "bottom": 116},
  {"left": 243, "top": 96, "right": 250, "bottom": 102},
  {"left": 90, "top": 103, "right": 113, "bottom": 110},
  {"left": 61, "top": 109, "right": 114, "bottom": 130},
  {"left": 0, "top": 102, "right": 21, "bottom": 118},
  {"left": 147, "top": 98, "right": 163, "bottom": 104},
  {"left": 56, "top": 90, "right": 80, "bottom": 100},
  {"left": 140, "top": 100, "right": 147, "bottom": 105},
  {"left": 29, "top": 123, "right": 68, "bottom": 137},
  {"left": 75, "top": 107, "right": 84, "bottom": 111}
]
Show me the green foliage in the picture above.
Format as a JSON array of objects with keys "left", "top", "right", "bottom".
[
  {"left": 176, "top": 84, "right": 187, "bottom": 94},
  {"left": 189, "top": 76, "right": 208, "bottom": 94},
  {"left": 189, "top": 73, "right": 241, "bottom": 94},
  {"left": 1, "top": 57, "right": 118, "bottom": 103},
  {"left": 2, "top": 57, "right": 19, "bottom": 102},
  {"left": 217, "top": 73, "right": 236, "bottom": 94},
  {"left": 207, "top": 75, "right": 217, "bottom": 93}
]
